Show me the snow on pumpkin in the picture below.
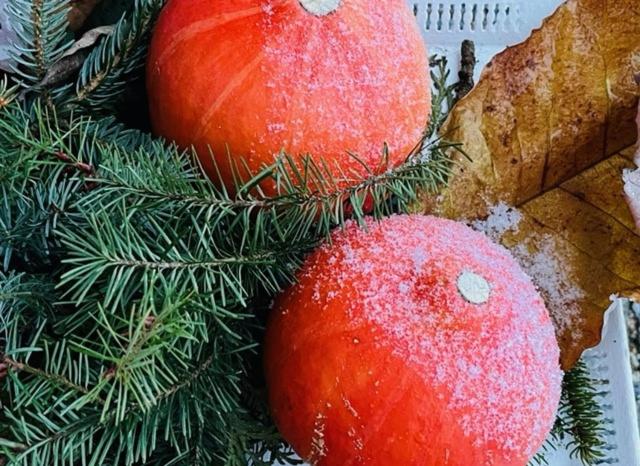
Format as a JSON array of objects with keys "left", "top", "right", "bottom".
[
  {"left": 265, "top": 215, "right": 563, "bottom": 466},
  {"left": 146, "top": 0, "right": 431, "bottom": 194}
]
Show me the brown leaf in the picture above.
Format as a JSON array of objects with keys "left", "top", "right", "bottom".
[
  {"left": 68, "top": 0, "right": 102, "bottom": 31},
  {"left": 418, "top": 0, "right": 640, "bottom": 369},
  {"left": 621, "top": 289, "right": 640, "bottom": 302},
  {"left": 39, "top": 25, "right": 113, "bottom": 88}
]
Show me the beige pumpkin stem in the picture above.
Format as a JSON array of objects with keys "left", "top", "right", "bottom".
[
  {"left": 298, "top": 0, "right": 341, "bottom": 16},
  {"left": 457, "top": 271, "right": 491, "bottom": 305}
]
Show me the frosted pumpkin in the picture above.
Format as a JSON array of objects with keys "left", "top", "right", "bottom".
[
  {"left": 264, "top": 215, "right": 563, "bottom": 466},
  {"left": 147, "top": 0, "right": 431, "bottom": 194}
]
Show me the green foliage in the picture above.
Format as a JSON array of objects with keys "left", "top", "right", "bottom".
[
  {"left": 529, "top": 360, "right": 608, "bottom": 466},
  {"left": 70, "top": 0, "right": 164, "bottom": 114},
  {"left": 5, "top": 0, "right": 163, "bottom": 113},
  {"left": 427, "top": 56, "right": 457, "bottom": 136},
  {"left": 555, "top": 360, "right": 608, "bottom": 464},
  {"left": 0, "top": 1, "right": 608, "bottom": 465},
  {"left": 6, "top": 0, "right": 71, "bottom": 86},
  {"left": 0, "top": 99, "right": 317, "bottom": 465}
]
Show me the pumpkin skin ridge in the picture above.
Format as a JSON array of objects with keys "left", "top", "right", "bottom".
[
  {"left": 148, "top": 3, "right": 270, "bottom": 163},
  {"left": 321, "top": 360, "right": 419, "bottom": 466},
  {"left": 338, "top": 360, "right": 415, "bottom": 466},
  {"left": 311, "top": 341, "right": 354, "bottom": 464},
  {"left": 263, "top": 295, "right": 463, "bottom": 466},
  {"left": 193, "top": 52, "right": 266, "bottom": 142},
  {"left": 265, "top": 312, "right": 447, "bottom": 464},
  {"left": 153, "top": 5, "right": 269, "bottom": 69},
  {"left": 265, "top": 331, "right": 346, "bottom": 462},
  {"left": 264, "top": 327, "right": 410, "bottom": 464}
]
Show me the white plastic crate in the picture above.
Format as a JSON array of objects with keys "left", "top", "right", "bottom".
[
  {"left": 410, "top": 0, "right": 562, "bottom": 87},
  {"left": 410, "top": 1, "right": 561, "bottom": 45}
]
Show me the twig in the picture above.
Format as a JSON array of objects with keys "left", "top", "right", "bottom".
[
  {"left": 455, "top": 40, "right": 476, "bottom": 102},
  {"left": 30, "top": 0, "right": 46, "bottom": 81},
  {"left": 0, "top": 361, "right": 7, "bottom": 381},
  {"left": 54, "top": 151, "right": 95, "bottom": 175},
  {"left": 158, "top": 355, "right": 215, "bottom": 402},
  {"left": 3, "top": 356, "right": 91, "bottom": 395}
]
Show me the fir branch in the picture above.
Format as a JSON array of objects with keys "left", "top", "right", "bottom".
[
  {"left": 0, "top": 270, "right": 53, "bottom": 307},
  {"left": 85, "top": 144, "right": 454, "bottom": 238},
  {"left": 56, "top": 204, "right": 310, "bottom": 314},
  {"left": 530, "top": 360, "right": 608, "bottom": 466},
  {"left": 0, "top": 150, "right": 84, "bottom": 271},
  {"left": 0, "top": 103, "right": 105, "bottom": 270},
  {"left": 3, "top": 356, "right": 91, "bottom": 396},
  {"left": 2, "top": 331, "right": 257, "bottom": 466},
  {"left": 0, "top": 77, "right": 19, "bottom": 110},
  {"left": 157, "top": 353, "right": 214, "bottom": 402},
  {"left": 427, "top": 56, "right": 457, "bottom": 136},
  {"left": 54, "top": 150, "right": 95, "bottom": 175},
  {"left": 0, "top": 271, "right": 54, "bottom": 358},
  {"left": 6, "top": 0, "right": 71, "bottom": 87},
  {"left": 71, "top": 0, "right": 164, "bottom": 113},
  {"left": 556, "top": 360, "right": 608, "bottom": 464}
]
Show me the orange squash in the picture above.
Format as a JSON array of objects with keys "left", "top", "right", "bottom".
[
  {"left": 265, "top": 215, "right": 563, "bottom": 466},
  {"left": 147, "top": 0, "right": 431, "bottom": 194}
]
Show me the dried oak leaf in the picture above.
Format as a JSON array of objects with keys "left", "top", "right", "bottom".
[{"left": 418, "top": 0, "right": 640, "bottom": 370}]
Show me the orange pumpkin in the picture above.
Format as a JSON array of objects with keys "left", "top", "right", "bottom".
[
  {"left": 265, "top": 215, "right": 562, "bottom": 466},
  {"left": 147, "top": 0, "right": 431, "bottom": 194}
]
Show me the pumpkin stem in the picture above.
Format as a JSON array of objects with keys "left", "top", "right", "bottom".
[
  {"left": 298, "top": 0, "right": 341, "bottom": 16},
  {"left": 457, "top": 271, "right": 491, "bottom": 304}
]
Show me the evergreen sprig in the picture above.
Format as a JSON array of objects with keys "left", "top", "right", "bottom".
[
  {"left": 556, "top": 360, "right": 608, "bottom": 464},
  {"left": 6, "top": 0, "right": 71, "bottom": 87},
  {"left": 529, "top": 359, "right": 608, "bottom": 466},
  {"left": 427, "top": 56, "right": 457, "bottom": 136},
  {"left": 0, "top": 77, "right": 18, "bottom": 109},
  {"left": 70, "top": 0, "right": 164, "bottom": 114}
]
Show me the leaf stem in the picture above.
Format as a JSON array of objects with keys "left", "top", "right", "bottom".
[{"left": 3, "top": 356, "right": 91, "bottom": 396}]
